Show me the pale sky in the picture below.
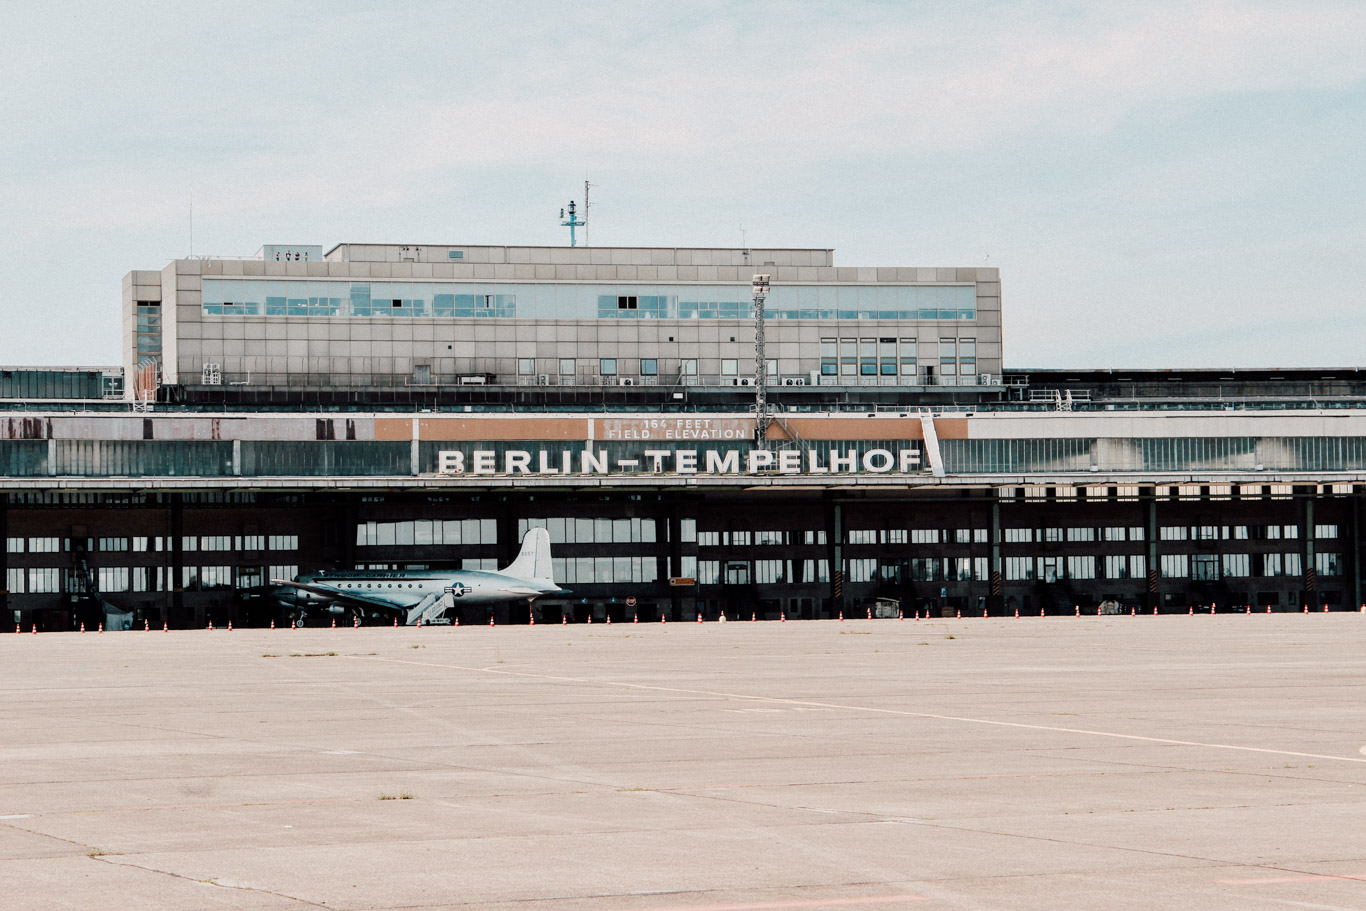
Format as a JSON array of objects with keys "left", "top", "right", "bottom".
[{"left": 2, "top": 0, "right": 1363, "bottom": 369}]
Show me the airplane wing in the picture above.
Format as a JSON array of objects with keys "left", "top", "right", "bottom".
[{"left": 270, "top": 579, "right": 400, "bottom": 612}]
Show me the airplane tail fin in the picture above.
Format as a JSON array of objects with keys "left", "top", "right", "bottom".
[{"left": 501, "top": 528, "right": 555, "bottom": 585}]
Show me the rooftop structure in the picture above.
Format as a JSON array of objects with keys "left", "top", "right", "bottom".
[{"left": 122, "top": 243, "right": 1002, "bottom": 407}]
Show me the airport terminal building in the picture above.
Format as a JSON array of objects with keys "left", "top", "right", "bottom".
[{"left": 4, "top": 242, "right": 1365, "bottom": 629}]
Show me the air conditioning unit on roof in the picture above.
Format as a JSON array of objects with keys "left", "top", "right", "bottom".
[
  {"left": 733, "top": 377, "right": 755, "bottom": 387},
  {"left": 617, "top": 377, "right": 636, "bottom": 386}
]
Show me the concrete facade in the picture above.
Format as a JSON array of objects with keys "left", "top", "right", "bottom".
[{"left": 121, "top": 244, "right": 1002, "bottom": 395}]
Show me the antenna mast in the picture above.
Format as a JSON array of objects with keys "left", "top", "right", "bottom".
[
  {"left": 752, "top": 273, "right": 771, "bottom": 448},
  {"left": 583, "top": 179, "right": 596, "bottom": 246}
]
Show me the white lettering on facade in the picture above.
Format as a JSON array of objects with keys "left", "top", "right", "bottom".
[{"left": 432, "top": 445, "right": 924, "bottom": 477}]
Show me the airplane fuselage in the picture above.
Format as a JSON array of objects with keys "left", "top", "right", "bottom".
[{"left": 290, "top": 569, "right": 553, "bottom": 608}]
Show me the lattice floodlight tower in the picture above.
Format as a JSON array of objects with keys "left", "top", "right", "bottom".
[{"left": 752, "top": 273, "right": 771, "bottom": 447}]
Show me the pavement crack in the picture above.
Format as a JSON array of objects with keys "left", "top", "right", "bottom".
[{"left": 96, "top": 855, "right": 332, "bottom": 908}]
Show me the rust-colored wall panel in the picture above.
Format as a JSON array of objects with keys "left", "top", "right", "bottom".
[{"left": 418, "top": 417, "right": 590, "bottom": 441}]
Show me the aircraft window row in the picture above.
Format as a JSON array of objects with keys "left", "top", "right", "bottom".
[
  {"left": 356, "top": 519, "right": 496, "bottom": 547},
  {"left": 520, "top": 517, "right": 656, "bottom": 545},
  {"left": 342, "top": 581, "right": 436, "bottom": 590}
]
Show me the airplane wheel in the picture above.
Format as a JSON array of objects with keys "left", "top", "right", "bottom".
[{"left": 294, "top": 617, "right": 306, "bottom": 629}]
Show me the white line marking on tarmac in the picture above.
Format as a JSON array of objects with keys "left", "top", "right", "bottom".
[
  {"left": 633, "top": 896, "right": 926, "bottom": 911},
  {"left": 1217, "top": 874, "right": 1366, "bottom": 884},
  {"left": 0, "top": 814, "right": 32, "bottom": 819},
  {"left": 347, "top": 655, "right": 1366, "bottom": 767}
]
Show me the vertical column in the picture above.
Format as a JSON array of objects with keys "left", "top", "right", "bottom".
[
  {"left": 1146, "top": 489, "right": 1159, "bottom": 612},
  {"left": 1353, "top": 490, "right": 1362, "bottom": 611},
  {"left": 990, "top": 493, "right": 1002, "bottom": 611},
  {"left": 170, "top": 493, "right": 184, "bottom": 628},
  {"left": 1303, "top": 491, "right": 1316, "bottom": 608},
  {"left": 831, "top": 500, "right": 844, "bottom": 617},
  {"left": 410, "top": 417, "right": 421, "bottom": 477},
  {"left": 668, "top": 500, "right": 682, "bottom": 622},
  {"left": 0, "top": 495, "right": 8, "bottom": 626}
]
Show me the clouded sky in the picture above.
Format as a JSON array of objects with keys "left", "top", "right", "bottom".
[{"left": 2, "top": 0, "right": 1362, "bottom": 368}]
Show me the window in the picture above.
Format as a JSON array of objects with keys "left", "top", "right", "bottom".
[
  {"left": 954, "top": 529, "right": 971, "bottom": 544},
  {"left": 558, "top": 358, "right": 575, "bottom": 376},
  {"left": 797, "top": 558, "right": 827, "bottom": 583},
  {"left": 859, "top": 338, "right": 877, "bottom": 376},
  {"left": 98, "top": 567, "right": 130, "bottom": 592},
  {"left": 28, "top": 537, "right": 59, "bottom": 553},
  {"left": 1315, "top": 524, "right": 1339, "bottom": 539},
  {"left": 1160, "top": 554, "right": 1189, "bottom": 578},
  {"left": 910, "top": 529, "right": 939, "bottom": 544},
  {"left": 681, "top": 359, "right": 697, "bottom": 376},
  {"left": 1044, "top": 528, "right": 1063, "bottom": 542},
  {"left": 1316, "top": 552, "right": 1342, "bottom": 577},
  {"left": 268, "top": 565, "right": 299, "bottom": 582},
  {"left": 28, "top": 568, "right": 62, "bottom": 593},
  {"left": 697, "top": 561, "right": 721, "bottom": 585},
  {"left": 600, "top": 358, "right": 617, "bottom": 376},
  {"left": 1004, "top": 528, "right": 1033, "bottom": 543},
  {"left": 1260, "top": 553, "right": 1283, "bottom": 577},
  {"left": 847, "top": 529, "right": 876, "bottom": 544},
  {"left": 1223, "top": 554, "right": 1250, "bottom": 578},
  {"left": 1066, "top": 527, "right": 1095, "bottom": 542},
  {"left": 680, "top": 518, "right": 696, "bottom": 543},
  {"left": 910, "top": 558, "right": 940, "bottom": 581},
  {"left": 1066, "top": 556, "right": 1096, "bottom": 579},
  {"left": 840, "top": 338, "right": 856, "bottom": 376},
  {"left": 820, "top": 338, "right": 837, "bottom": 376},
  {"left": 731, "top": 531, "right": 752, "bottom": 547},
  {"left": 6, "top": 537, "right": 23, "bottom": 554},
  {"left": 884, "top": 529, "right": 908, "bottom": 545},
  {"left": 1103, "top": 527, "right": 1127, "bottom": 542},
  {"left": 200, "top": 536, "right": 232, "bottom": 551},
  {"left": 1285, "top": 552, "right": 1303, "bottom": 575},
  {"left": 517, "top": 358, "right": 535, "bottom": 375},
  {"left": 640, "top": 359, "right": 657, "bottom": 376},
  {"left": 803, "top": 530, "right": 826, "bottom": 545},
  {"left": 899, "top": 338, "right": 916, "bottom": 378},
  {"left": 755, "top": 559, "right": 786, "bottom": 584},
  {"left": 268, "top": 535, "right": 298, "bottom": 550},
  {"left": 1104, "top": 554, "right": 1146, "bottom": 580},
  {"left": 7, "top": 567, "right": 25, "bottom": 593},
  {"left": 697, "top": 531, "right": 721, "bottom": 547},
  {"left": 754, "top": 531, "right": 785, "bottom": 545},
  {"left": 97, "top": 537, "right": 129, "bottom": 552},
  {"left": 237, "top": 567, "right": 265, "bottom": 588},
  {"left": 1191, "top": 554, "right": 1219, "bottom": 581},
  {"left": 721, "top": 359, "right": 738, "bottom": 375},
  {"left": 132, "top": 537, "right": 148, "bottom": 552},
  {"left": 1159, "top": 526, "right": 1188, "bottom": 541},
  {"left": 617, "top": 295, "right": 638, "bottom": 310},
  {"left": 238, "top": 535, "right": 264, "bottom": 551},
  {"left": 1194, "top": 526, "right": 1219, "bottom": 541},
  {"left": 1004, "top": 556, "right": 1034, "bottom": 580}
]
